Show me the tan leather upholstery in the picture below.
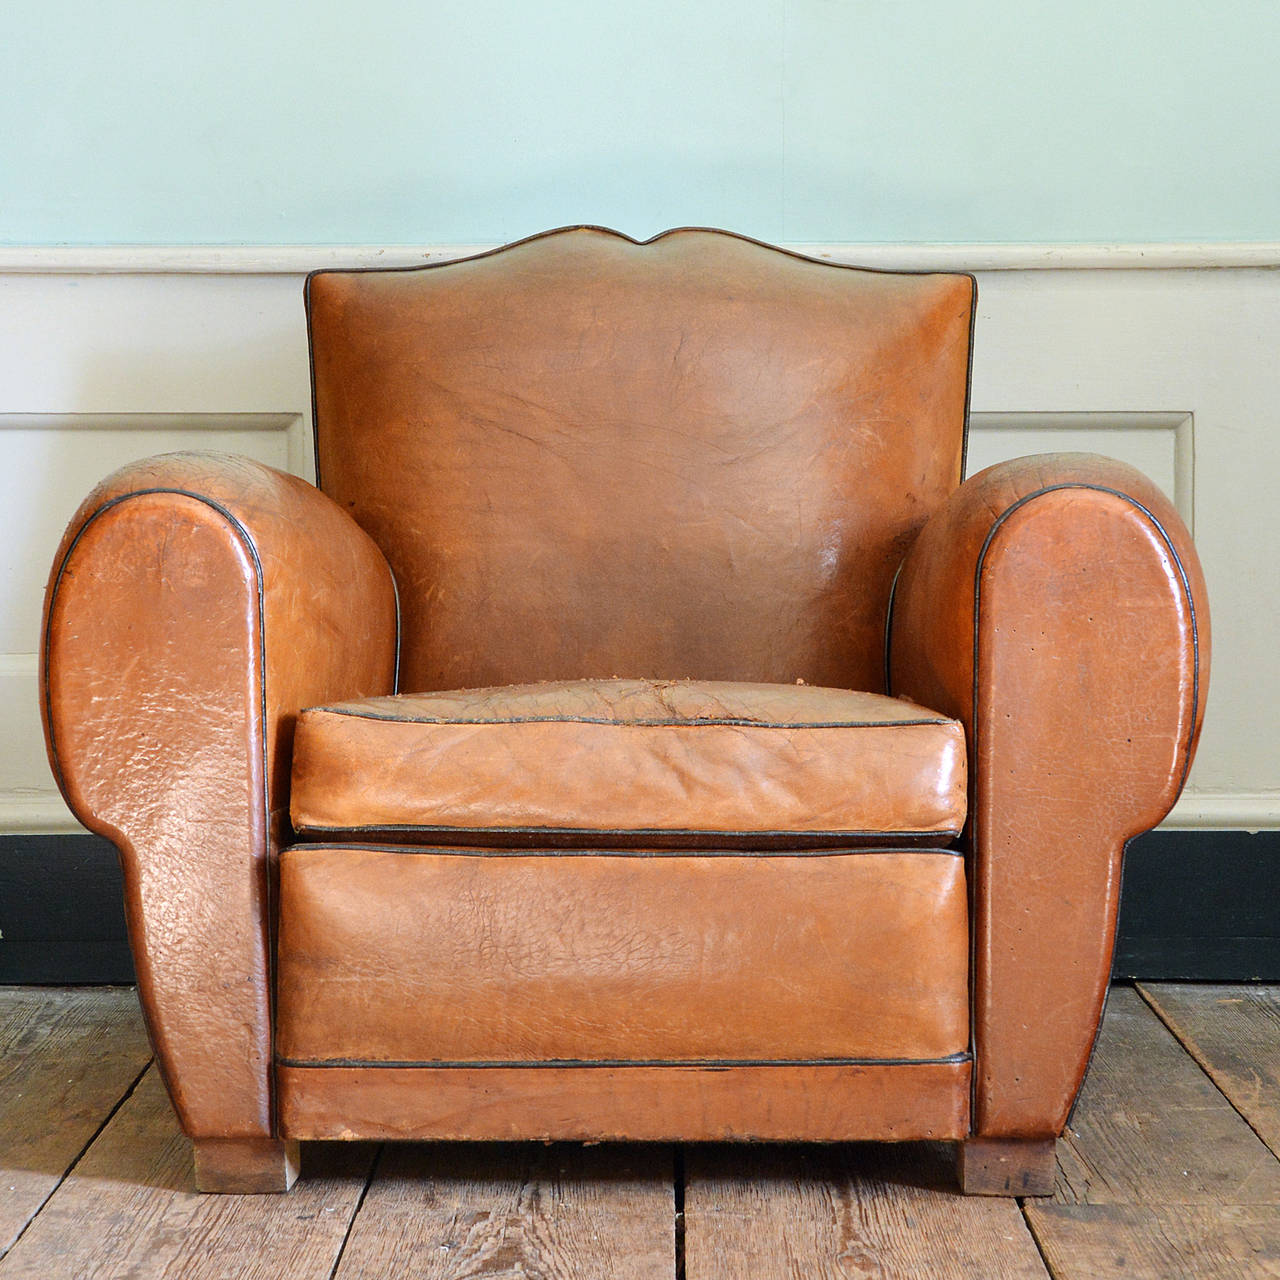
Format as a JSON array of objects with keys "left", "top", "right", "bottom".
[
  {"left": 277, "top": 846, "right": 969, "bottom": 1064},
  {"left": 278, "top": 1060, "right": 972, "bottom": 1143},
  {"left": 41, "top": 453, "right": 397, "bottom": 1139},
  {"left": 890, "top": 452, "right": 1208, "bottom": 1139},
  {"left": 38, "top": 228, "right": 1209, "bottom": 1193},
  {"left": 290, "top": 679, "right": 966, "bottom": 846},
  {"left": 307, "top": 227, "right": 974, "bottom": 694}
]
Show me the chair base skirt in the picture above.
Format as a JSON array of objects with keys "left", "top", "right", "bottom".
[{"left": 277, "top": 1060, "right": 971, "bottom": 1143}]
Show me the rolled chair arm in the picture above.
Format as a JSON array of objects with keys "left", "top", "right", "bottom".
[
  {"left": 41, "top": 452, "right": 398, "bottom": 1142},
  {"left": 888, "top": 453, "right": 1209, "bottom": 1139}
]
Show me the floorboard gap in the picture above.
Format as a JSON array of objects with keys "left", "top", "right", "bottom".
[
  {"left": 1135, "top": 982, "right": 1280, "bottom": 1163},
  {"left": 326, "top": 1142, "right": 384, "bottom": 1280},
  {"left": 673, "top": 1146, "right": 686, "bottom": 1280},
  {"left": 0, "top": 1053, "right": 154, "bottom": 1264},
  {"left": 1020, "top": 1197, "right": 1058, "bottom": 1279}
]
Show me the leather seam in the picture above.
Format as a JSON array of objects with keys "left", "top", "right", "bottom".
[
  {"left": 306, "top": 229, "right": 975, "bottom": 716},
  {"left": 45, "top": 488, "right": 411, "bottom": 815},
  {"left": 884, "top": 560, "right": 906, "bottom": 697},
  {"left": 958, "top": 273, "right": 978, "bottom": 482},
  {"left": 290, "top": 825, "right": 965, "bottom": 843},
  {"left": 301, "top": 708, "right": 958, "bottom": 729},
  {"left": 303, "top": 278, "right": 403, "bottom": 690},
  {"left": 304, "top": 270, "right": 323, "bottom": 490},
  {"left": 388, "top": 569, "right": 402, "bottom": 695},
  {"left": 276, "top": 1053, "right": 973, "bottom": 1070},
  {"left": 285, "top": 842, "right": 964, "bottom": 857},
  {"left": 44, "top": 487, "right": 270, "bottom": 840}
]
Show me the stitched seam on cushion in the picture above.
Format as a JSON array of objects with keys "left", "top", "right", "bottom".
[
  {"left": 286, "top": 843, "right": 964, "bottom": 857},
  {"left": 276, "top": 1052, "right": 973, "bottom": 1069},
  {"left": 291, "top": 824, "right": 965, "bottom": 841},
  {"left": 300, "top": 709, "right": 959, "bottom": 728}
]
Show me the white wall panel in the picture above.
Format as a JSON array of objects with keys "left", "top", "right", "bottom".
[
  {"left": 967, "top": 412, "right": 1192, "bottom": 524},
  {"left": 0, "top": 414, "right": 303, "bottom": 653}
]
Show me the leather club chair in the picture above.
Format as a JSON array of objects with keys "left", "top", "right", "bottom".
[{"left": 40, "top": 227, "right": 1208, "bottom": 1195}]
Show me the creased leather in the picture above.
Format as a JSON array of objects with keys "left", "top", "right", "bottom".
[
  {"left": 888, "top": 452, "right": 1209, "bottom": 1139},
  {"left": 308, "top": 227, "right": 974, "bottom": 694},
  {"left": 41, "top": 452, "right": 398, "bottom": 1138},
  {"left": 290, "top": 678, "right": 967, "bottom": 843},
  {"left": 277, "top": 846, "right": 969, "bottom": 1064}
]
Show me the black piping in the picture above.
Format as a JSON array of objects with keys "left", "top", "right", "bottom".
[
  {"left": 304, "top": 223, "right": 980, "bottom": 287},
  {"left": 303, "top": 269, "right": 323, "bottom": 490},
  {"left": 44, "top": 487, "right": 271, "bottom": 828},
  {"left": 288, "top": 841, "right": 963, "bottom": 858},
  {"left": 291, "top": 825, "right": 964, "bottom": 847},
  {"left": 388, "top": 569, "right": 402, "bottom": 694},
  {"left": 883, "top": 272, "right": 976, "bottom": 696},
  {"left": 883, "top": 560, "right": 906, "bottom": 697},
  {"left": 971, "top": 481, "right": 1202, "bottom": 807},
  {"left": 958, "top": 273, "right": 978, "bottom": 482},
  {"left": 303, "top": 706, "right": 957, "bottom": 729},
  {"left": 278, "top": 1052, "right": 973, "bottom": 1070}
]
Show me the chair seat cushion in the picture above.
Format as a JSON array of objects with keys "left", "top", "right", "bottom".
[
  {"left": 290, "top": 678, "right": 966, "bottom": 848},
  {"left": 276, "top": 845, "right": 970, "bottom": 1065}
]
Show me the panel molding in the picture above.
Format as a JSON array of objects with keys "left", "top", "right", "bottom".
[
  {"left": 0, "top": 411, "right": 308, "bottom": 473},
  {"left": 0, "top": 415, "right": 308, "bottom": 835},
  {"left": 1161, "top": 793, "right": 1280, "bottom": 831},
  {"left": 3, "top": 242, "right": 1280, "bottom": 274},
  {"left": 968, "top": 411, "right": 1193, "bottom": 527}
]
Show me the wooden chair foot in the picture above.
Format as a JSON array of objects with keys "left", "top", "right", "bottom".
[
  {"left": 957, "top": 1136, "right": 1057, "bottom": 1197},
  {"left": 192, "top": 1137, "right": 300, "bottom": 1193}
]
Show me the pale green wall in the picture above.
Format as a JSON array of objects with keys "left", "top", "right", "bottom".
[{"left": 5, "top": 1, "right": 1278, "bottom": 244}]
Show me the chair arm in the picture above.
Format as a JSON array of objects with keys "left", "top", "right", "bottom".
[
  {"left": 41, "top": 452, "right": 398, "bottom": 1139},
  {"left": 888, "top": 452, "right": 1208, "bottom": 1139}
]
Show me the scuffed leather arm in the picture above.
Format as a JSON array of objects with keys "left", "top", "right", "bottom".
[
  {"left": 888, "top": 453, "right": 1208, "bottom": 1139},
  {"left": 41, "top": 452, "right": 398, "bottom": 1139}
]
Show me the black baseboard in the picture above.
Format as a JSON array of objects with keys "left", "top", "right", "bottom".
[
  {"left": 1, "top": 829, "right": 1276, "bottom": 985},
  {"left": 1111, "top": 829, "right": 1280, "bottom": 980},
  {"left": 0, "top": 834, "right": 134, "bottom": 983}
]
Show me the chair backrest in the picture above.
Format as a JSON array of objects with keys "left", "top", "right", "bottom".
[{"left": 307, "top": 227, "right": 974, "bottom": 694}]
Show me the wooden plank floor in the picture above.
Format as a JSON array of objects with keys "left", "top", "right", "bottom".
[{"left": 1, "top": 984, "right": 1278, "bottom": 1278}]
